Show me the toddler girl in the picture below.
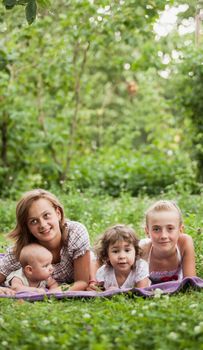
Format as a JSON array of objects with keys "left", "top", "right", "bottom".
[
  {"left": 140, "top": 200, "right": 196, "bottom": 284},
  {"left": 94, "top": 224, "right": 150, "bottom": 290}
]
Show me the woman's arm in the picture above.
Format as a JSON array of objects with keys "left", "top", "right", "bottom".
[
  {"left": 87, "top": 259, "right": 101, "bottom": 291},
  {"left": 69, "top": 250, "right": 90, "bottom": 291},
  {"left": 180, "top": 234, "right": 196, "bottom": 277}
]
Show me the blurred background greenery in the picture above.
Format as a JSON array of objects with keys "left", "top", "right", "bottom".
[{"left": 0, "top": 0, "right": 203, "bottom": 199}]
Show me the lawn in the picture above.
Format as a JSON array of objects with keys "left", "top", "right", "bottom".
[{"left": 0, "top": 190, "right": 203, "bottom": 349}]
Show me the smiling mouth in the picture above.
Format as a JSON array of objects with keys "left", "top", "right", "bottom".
[{"left": 40, "top": 229, "right": 51, "bottom": 234}]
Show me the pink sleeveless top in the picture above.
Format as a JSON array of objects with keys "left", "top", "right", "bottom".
[{"left": 148, "top": 245, "right": 183, "bottom": 284}]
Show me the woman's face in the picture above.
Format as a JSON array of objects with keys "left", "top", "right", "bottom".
[{"left": 27, "top": 198, "right": 62, "bottom": 244}]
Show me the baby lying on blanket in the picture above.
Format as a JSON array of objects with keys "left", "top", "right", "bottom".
[{"left": 5, "top": 243, "right": 60, "bottom": 293}]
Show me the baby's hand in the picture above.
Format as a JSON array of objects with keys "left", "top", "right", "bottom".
[
  {"left": 0, "top": 287, "right": 15, "bottom": 296},
  {"left": 37, "top": 288, "right": 47, "bottom": 294}
]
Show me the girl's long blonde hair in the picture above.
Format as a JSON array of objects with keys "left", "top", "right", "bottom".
[
  {"left": 145, "top": 200, "right": 183, "bottom": 226},
  {"left": 8, "top": 189, "right": 67, "bottom": 259}
]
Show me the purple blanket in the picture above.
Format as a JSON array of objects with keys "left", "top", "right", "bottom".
[
  {"left": 0, "top": 277, "right": 203, "bottom": 301},
  {"left": 0, "top": 254, "right": 203, "bottom": 301}
]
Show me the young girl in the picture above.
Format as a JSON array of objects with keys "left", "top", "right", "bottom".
[
  {"left": 93, "top": 224, "right": 150, "bottom": 290},
  {"left": 0, "top": 189, "right": 90, "bottom": 291},
  {"left": 5, "top": 243, "right": 59, "bottom": 293},
  {"left": 140, "top": 200, "right": 196, "bottom": 284}
]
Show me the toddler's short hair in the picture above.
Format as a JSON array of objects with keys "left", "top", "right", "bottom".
[{"left": 94, "top": 224, "right": 140, "bottom": 266}]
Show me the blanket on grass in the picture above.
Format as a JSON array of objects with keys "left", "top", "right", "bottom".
[
  {"left": 0, "top": 277, "right": 203, "bottom": 301},
  {"left": 0, "top": 255, "right": 203, "bottom": 301}
]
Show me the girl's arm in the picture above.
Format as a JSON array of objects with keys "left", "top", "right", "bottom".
[
  {"left": 10, "top": 277, "right": 46, "bottom": 293},
  {"left": 0, "top": 249, "right": 21, "bottom": 283},
  {"left": 135, "top": 277, "right": 150, "bottom": 288},
  {"left": 70, "top": 250, "right": 90, "bottom": 291},
  {"left": 180, "top": 234, "right": 196, "bottom": 277},
  {"left": 0, "top": 273, "right": 6, "bottom": 284}
]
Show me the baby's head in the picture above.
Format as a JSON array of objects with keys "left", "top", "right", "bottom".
[
  {"left": 145, "top": 200, "right": 183, "bottom": 239},
  {"left": 19, "top": 243, "right": 53, "bottom": 281},
  {"left": 94, "top": 224, "right": 140, "bottom": 266}
]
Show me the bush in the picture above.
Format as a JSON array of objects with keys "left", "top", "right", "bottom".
[{"left": 67, "top": 147, "right": 198, "bottom": 197}]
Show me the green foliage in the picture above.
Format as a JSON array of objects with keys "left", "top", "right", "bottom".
[
  {"left": 0, "top": 1, "right": 201, "bottom": 198},
  {"left": 170, "top": 48, "right": 203, "bottom": 181},
  {"left": 2, "top": 0, "right": 50, "bottom": 23},
  {"left": 67, "top": 147, "right": 198, "bottom": 197}
]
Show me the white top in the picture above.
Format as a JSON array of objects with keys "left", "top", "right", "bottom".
[
  {"left": 5, "top": 268, "right": 47, "bottom": 288},
  {"left": 96, "top": 258, "right": 149, "bottom": 289}
]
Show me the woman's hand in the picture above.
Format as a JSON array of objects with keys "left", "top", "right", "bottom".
[{"left": 86, "top": 281, "right": 105, "bottom": 292}]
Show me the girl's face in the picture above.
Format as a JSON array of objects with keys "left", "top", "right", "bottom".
[
  {"left": 146, "top": 210, "right": 183, "bottom": 252},
  {"left": 27, "top": 198, "right": 62, "bottom": 245},
  {"left": 108, "top": 240, "right": 136, "bottom": 274}
]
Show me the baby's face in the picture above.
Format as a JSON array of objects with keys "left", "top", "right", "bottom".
[
  {"left": 146, "top": 210, "right": 182, "bottom": 251},
  {"left": 31, "top": 251, "right": 53, "bottom": 281}
]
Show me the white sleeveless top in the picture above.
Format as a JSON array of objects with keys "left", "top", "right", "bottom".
[
  {"left": 140, "top": 238, "right": 183, "bottom": 284},
  {"left": 96, "top": 258, "right": 149, "bottom": 289},
  {"left": 5, "top": 268, "right": 47, "bottom": 288}
]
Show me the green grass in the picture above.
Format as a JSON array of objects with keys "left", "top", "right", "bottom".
[{"left": 0, "top": 190, "right": 203, "bottom": 349}]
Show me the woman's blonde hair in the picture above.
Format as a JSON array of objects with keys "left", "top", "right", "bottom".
[
  {"left": 8, "top": 189, "right": 67, "bottom": 259},
  {"left": 145, "top": 200, "right": 183, "bottom": 226},
  {"left": 94, "top": 224, "right": 140, "bottom": 267}
]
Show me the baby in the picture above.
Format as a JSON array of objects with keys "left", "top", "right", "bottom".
[{"left": 5, "top": 243, "right": 59, "bottom": 293}]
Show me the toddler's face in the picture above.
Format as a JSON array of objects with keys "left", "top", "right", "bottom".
[
  {"left": 146, "top": 210, "right": 183, "bottom": 251},
  {"left": 108, "top": 240, "right": 136, "bottom": 274}
]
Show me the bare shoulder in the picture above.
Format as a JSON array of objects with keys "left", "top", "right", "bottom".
[
  {"left": 139, "top": 238, "right": 152, "bottom": 260},
  {"left": 178, "top": 233, "right": 194, "bottom": 253},
  {"left": 178, "top": 233, "right": 194, "bottom": 244}
]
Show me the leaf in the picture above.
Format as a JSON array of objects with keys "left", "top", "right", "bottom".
[
  {"left": 25, "top": 0, "right": 37, "bottom": 24},
  {"left": 17, "top": 0, "right": 29, "bottom": 5},
  {"left": 36, "top": 0, "right": 51, "bottom": 8},
  {"left": 3, "top": 0, "right": 17, "bottom": 10}
]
